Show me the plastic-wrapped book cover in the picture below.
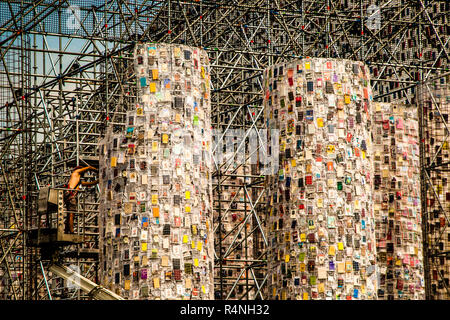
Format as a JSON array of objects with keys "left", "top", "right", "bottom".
[
  {"left": 372, "top": 102, "right": 424, "bottom": 299},
  {"left": 264, "top": 58, "right": 378, "bottom": 300},
  {"left": 99, "top": 43, "right": 214, "bottom": 300}
]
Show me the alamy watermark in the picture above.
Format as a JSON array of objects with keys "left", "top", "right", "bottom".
[
  {"left": 366, "top": 5, "right": 381, "bottom": 30},
  {"left": 106, "top": 128, "right": 280, "bottom": 175},
  {"left": 66, "top": 5, "right": 81, "bottom": 31},
  {"left": 66, "top": 264, "right": 81, "bottom": 290},
  {"left": 211, "top": 128, "right": 279, "bottom": 175}
]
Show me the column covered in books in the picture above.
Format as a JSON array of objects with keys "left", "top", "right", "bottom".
[
  {"left": 99, "top": 43, "right": 214, "bottom": 299},
  {"left": 372, "top": 102, "right": 424, "bottom": 299},
  {"left": 264, "top": 58, "right": 378, "bottom": 300}
]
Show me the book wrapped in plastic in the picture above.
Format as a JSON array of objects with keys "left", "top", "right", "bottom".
[
  {"left": 99, "top": 43, "right": 214, "bottom": 299},
  {"left": 264, "top": 58, "right": 378, "bottom": 300},
  {"left": 372, "top": 102, "right": 424, "bottom": 299}
]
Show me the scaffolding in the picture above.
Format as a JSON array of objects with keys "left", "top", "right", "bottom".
[{"left": 0, "top": 0, "right": 448, "bottom": 300}]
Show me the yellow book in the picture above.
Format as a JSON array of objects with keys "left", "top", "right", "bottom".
[
  {"left": 162, "top": 133, "right": 169, "bottom": 144},
  {"left": 197, "top": 241, "right": 202, "bottom": 251},
  {"left": 344, "top": 94, "right": 351, "bottom": 104},
  {"left": 303, "top": 292, "right": 309, "bottom": 300},
  {"left": 285, "top": 254, "right": 290, "bottom": 263},
  {"left": 152, "top": 141, "right": 158, "bottom": 152},
  {"left": 318, "top": 282, "right": 325, "bottom": 293},
  {"left": 291, "top": 159, "right": 296, "bottom": 167},
  {"left": 152, "top": 69, "right": 158, "bottom": 80},
  {"left": 111, "top": 157, "right": 117, "bottom": 167},
  {"left": 152, "top": 206, "right": 160, "bottom": 218},
  {"left": 150, "top": 82, "right": 156, "bottom": 93},
  {"left": 201, "top": 67, "right": 206, "bottom": 79},
  {"left": 153, "top": 277, "right": 160, "bottom": 289},
  {"left": 124, "top": 280, "right": 130, "bottom": 290},
  {"left": 328, "top": 245, "right": 336, "bottom": 256},
  {"left": 194, "top": 258, "right": 199, "bottom": 267},
  {"left": 185, "top": 205, "right": 191, "bottom": 213},
  {"left": 152, "top": 194, "right": 158, "bottom": 205},
  {"left": 185, "top": 191, "right": 191, "bottom": 199},
  {"left": 141, "top": 242, "right": 147, "bottom": 252},
  {"left": 183, "top": 235, "right": 189, "bottom": 243},
  {"left": 317, "top": 118, "right": 324, "bottom": 127},
  {"left": 338, "top": 242, "right": 344, "bottom": 250}
]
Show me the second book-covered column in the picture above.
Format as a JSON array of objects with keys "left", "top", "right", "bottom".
[{"left": 264, "top": 58, "right": 378, "bottom": 300}]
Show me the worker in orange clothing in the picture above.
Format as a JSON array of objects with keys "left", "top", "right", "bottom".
[{"left": 64, "top": 166, "right": 98, "bottom": 233}]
